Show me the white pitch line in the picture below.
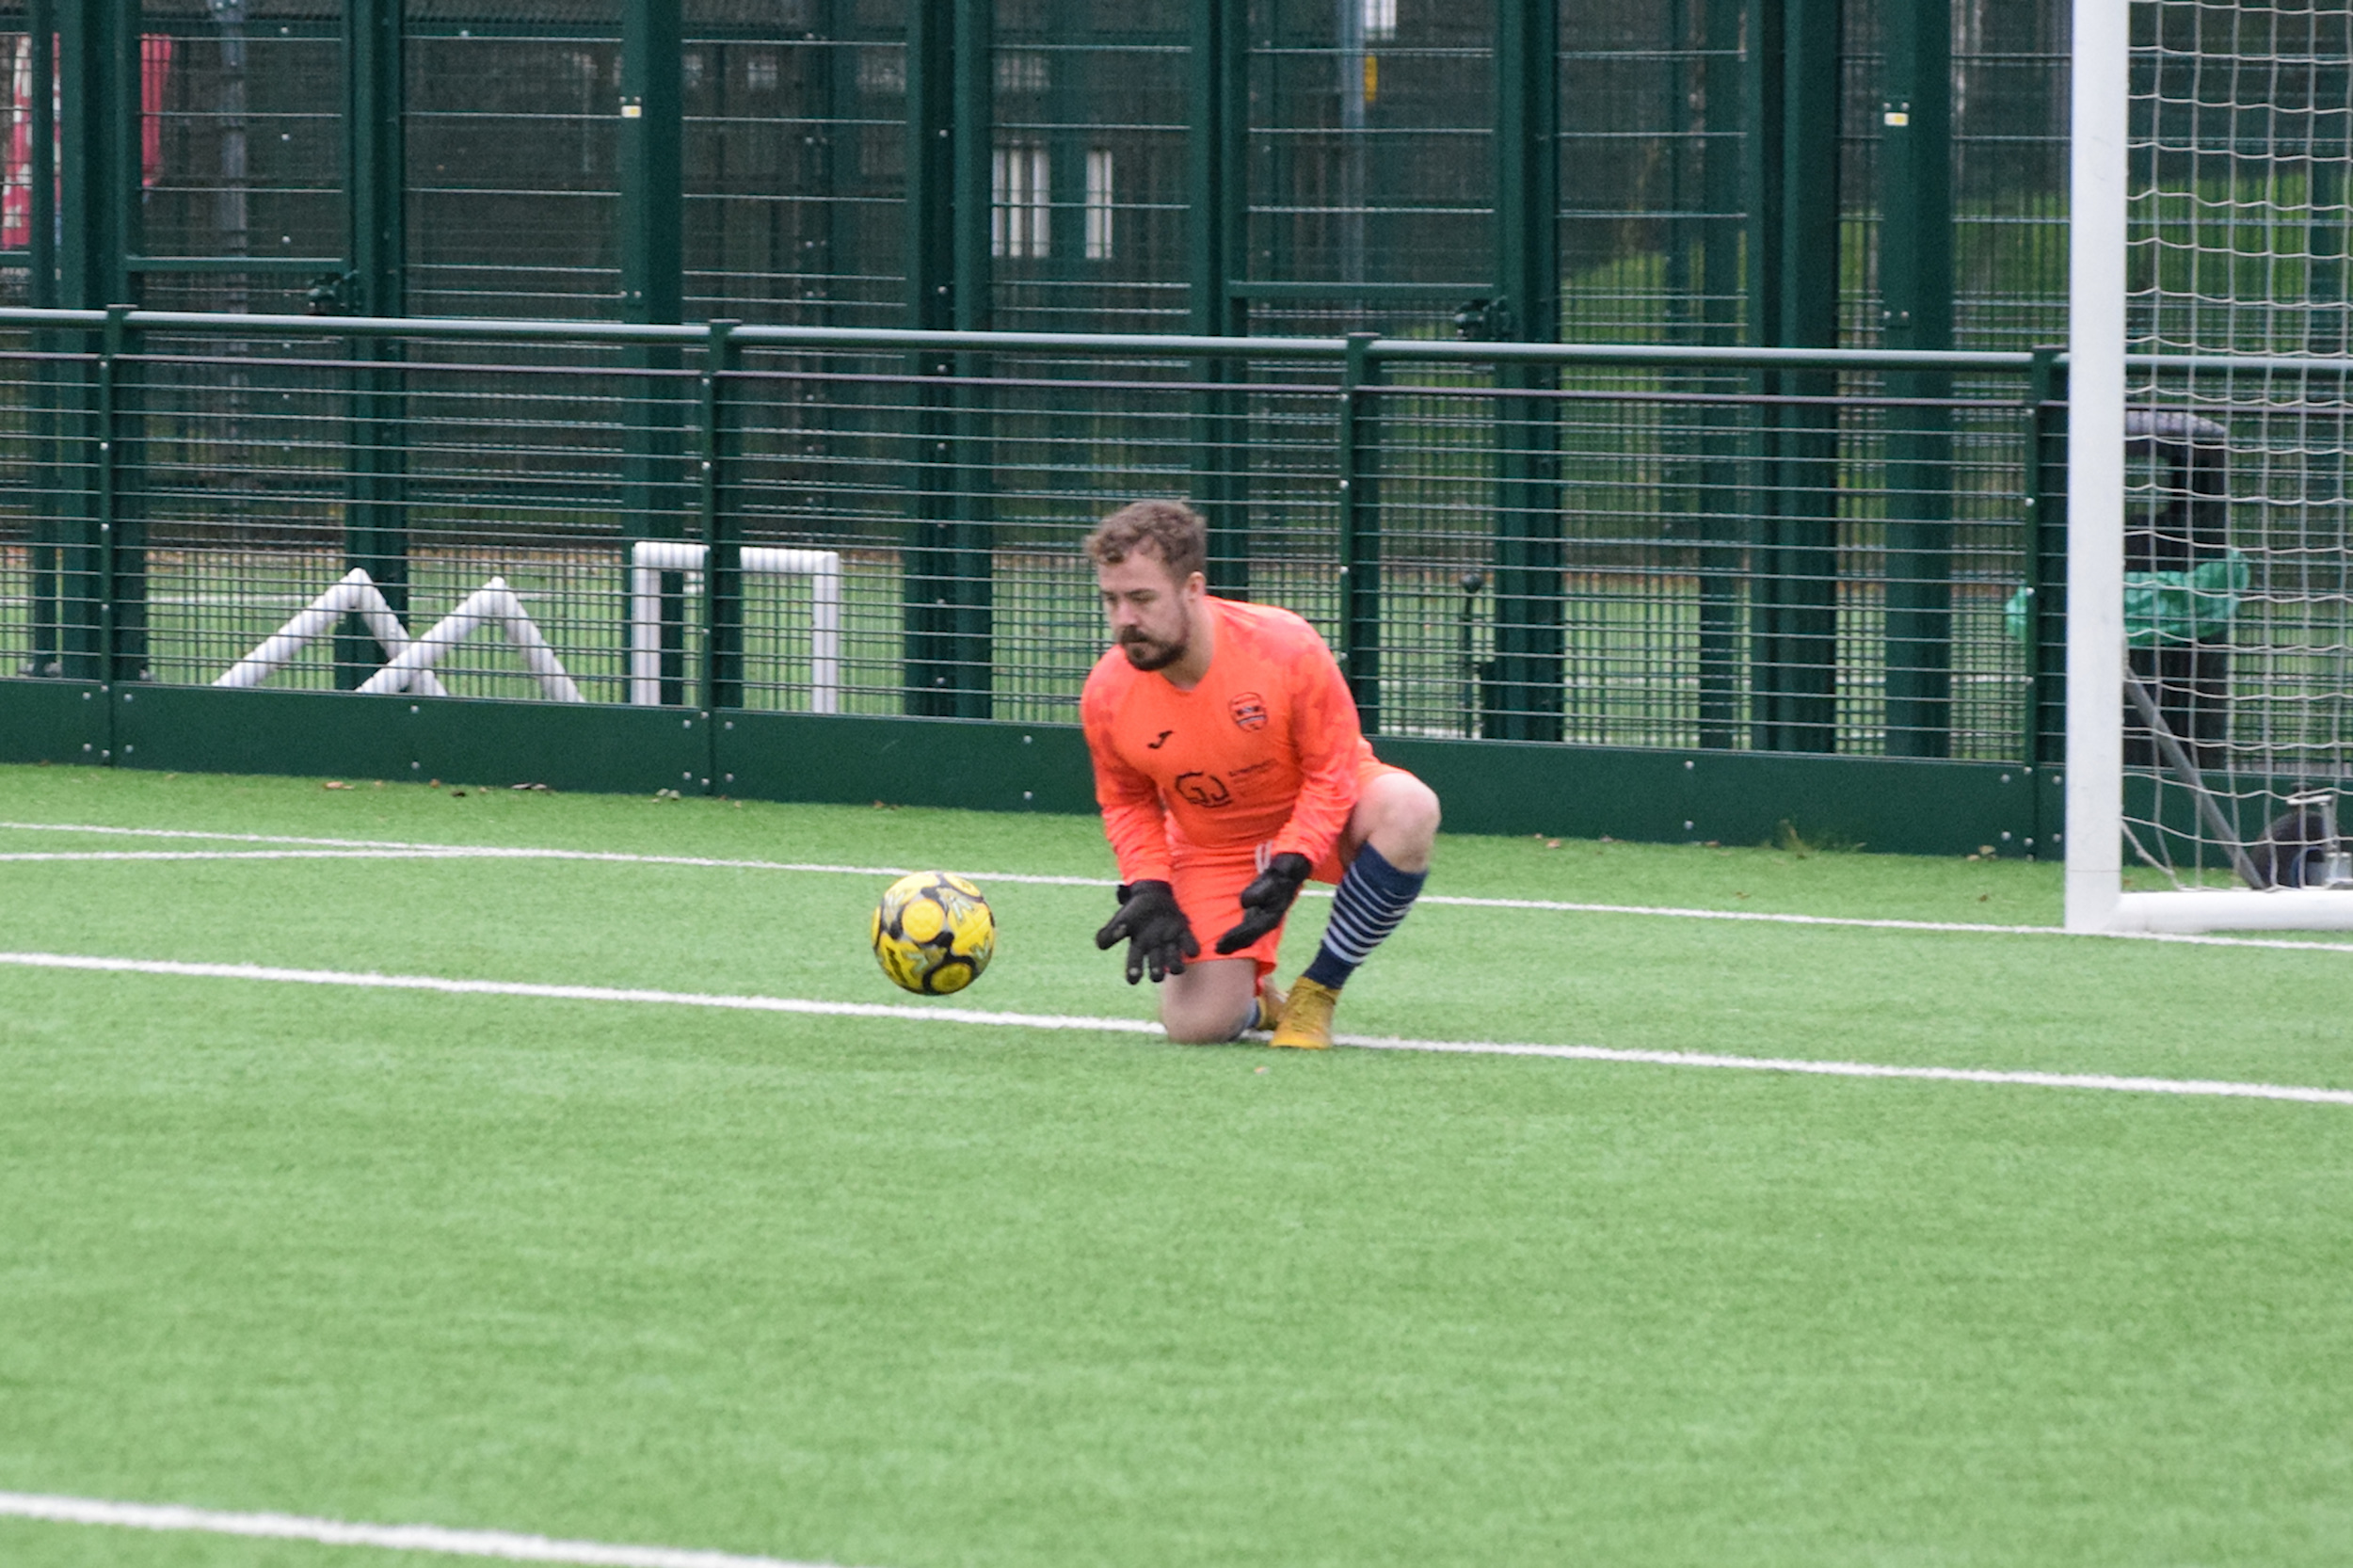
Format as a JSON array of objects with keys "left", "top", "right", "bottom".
[
  {"left": 2, "top": 948, "right": 2347, "bottom": 1109},
  {"left": 0, "top": 850, "right": 511, "bottom": 864},
  {"left": 7, "top": 820, "right": 2353, "bottom": 955},
  {"left": 0, "top": 950, "right": 1161, "bottom": 1036},
  {"left": 0, "top": 1490, "right": 855, "bottom": 1568},
  {"left": 0, "top": 822, "right": 1112, "bottom": 888}
]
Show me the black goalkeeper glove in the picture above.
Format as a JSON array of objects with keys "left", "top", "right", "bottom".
[
  {"left": 1214, "top": 852, "right": 1312, "bottom": 954},
  {"left": 1096, "top": 879, "right": 1199, "bottom": 984}
]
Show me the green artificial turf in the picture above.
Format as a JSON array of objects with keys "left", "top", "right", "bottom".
[{"left": 3, "top": 765, "right": 2352, "bottom": 1567}]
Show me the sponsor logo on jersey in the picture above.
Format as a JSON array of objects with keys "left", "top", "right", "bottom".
[
  {"left": 1228, "top": 692, "right": 1269, "bottom": 730},
  {"left": 1174, "top": 771, "right": 1232, "bottom": 808}
]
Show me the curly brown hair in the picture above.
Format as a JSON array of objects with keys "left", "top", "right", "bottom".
[{"left": 1082, "top": 499, "right": 1208, "bottom": 583}]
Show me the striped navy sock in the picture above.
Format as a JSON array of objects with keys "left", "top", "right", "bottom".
[{"left": 1303, "top": 842, "right": 1426, "bottom": 991}]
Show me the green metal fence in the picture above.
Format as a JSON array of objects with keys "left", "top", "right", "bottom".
[
  {"left": 0, "top": 2, "right": 2078, "bottom": 345},
  {"left": 0, "top": 308, "right": 2064, "bottom": 758}
]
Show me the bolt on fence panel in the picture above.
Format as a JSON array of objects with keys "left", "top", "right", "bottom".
[
  {"left": 406, "top": 0, "right": 624, "bottom": 319},
  {"left": 682, "top": 0, "right": 907, "bottom": 328}
]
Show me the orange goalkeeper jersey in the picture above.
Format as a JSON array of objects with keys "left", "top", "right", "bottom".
[{"left": 1080, "top": 596, "right": 1373, "bottom": 885}]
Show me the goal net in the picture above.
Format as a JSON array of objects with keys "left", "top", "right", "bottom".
[{"left": 2070, "top": 0, "right": 2353, "bottom": 931}]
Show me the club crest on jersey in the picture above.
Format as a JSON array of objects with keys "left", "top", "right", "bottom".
[
  {"left": 1175, "top": 771, "right": 1232, "bottom": 808},
  {"left": 1228, "top": 692, "right": 1269, "bottom": 730}
]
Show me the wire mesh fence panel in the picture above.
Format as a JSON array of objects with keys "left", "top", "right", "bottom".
[
  {"left": 1556, "top": 0, "right": 1742, "bottom": 346},
  {"left": 1952, "top": 0, "right": 2070, "bottom": 351},
  {"left": 407, "top": 0, "right": 624, "bottom": 318},
  {"left": 132, "top": 0, "right": 344, "bottom": 315},
  {"left": 1242, "top": 0, "right": 1492, "bottom": 337},
  {"left": 0, "top": 337, "right": 38, "bottom": 668},
  {"left": 97, "top": 326, "right": 709, "bottom": 703},
  {"left": 1233, "top": 356, "right": 1348, "bottom": 634},
  {"left": 1369, "top": 373, "right": 1496, "bottom": 737},
  {"left": 0, "top": 334, "right": 104, "bottom": 682},
  {"left": 1, "top": 313, "right": 2057, "bottom": 776},
  {"left": 985, "top": 5, "right": 1189, "bottom": 335},
  {"left": 682, "top": 0, "right": 906, "bottom": 327}
]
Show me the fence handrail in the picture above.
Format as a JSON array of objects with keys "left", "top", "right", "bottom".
[
  {"left": 3, "top": 305, "right": 2347, "bottom": 381},
  {"left": 0, "top": 305, "right": 2038, "bottom": 374}
]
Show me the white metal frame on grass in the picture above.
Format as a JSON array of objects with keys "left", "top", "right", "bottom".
[
  {"left": 215, "top": 568, "right": 585, "bottom": 703},
  {"left": 214, "top": 568, "right": 449, "bottom": 697},
  {"left": 627, "top": 539, "right": 840, "bottom": 712}
]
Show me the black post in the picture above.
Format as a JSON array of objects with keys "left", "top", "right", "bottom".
[
  {"left": 1490, "top": 0, "right": 1563, "bottom": 742},
  {"left": 1748, "top": 0, "right": 1840, "bottom": 754},
  {"left": 56, "top": 0, "right": 140, "bottom": 683},
  {"left": 1337, "top": 332, "right": 1384, "bottom": 730},
  {"left": 901, "top": 0, "right": 992, "bottom": 717},
  {"left": 1695, "top": 0, "right": 1744, "bottom": 746},
  {"left": 1880, "top": 0, "right": 1954, "bottom": 756},
  {"left": 24, "top": 0, "right": 58, "bottom": 677},
  {"left": 1189, "top": 0, "right": 1251, "bottom": 597},
  {"left": 339, "top": 0, "right": 408, "bottom": 687},
  {"left": 620, "top": 0, "right": 688, "bottom": 702}
]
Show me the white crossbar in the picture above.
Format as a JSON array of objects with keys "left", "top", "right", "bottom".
[
  {"left": 629, "top": 540, "right": 841, "bottom": 712},
  {"left": 212, "top": 568, "right": 449, "bottom": 697},
  {"left": 354, "top": 578, "right": 584, "bottom": 703}
]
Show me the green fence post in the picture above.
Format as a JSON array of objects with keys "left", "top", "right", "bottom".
[
  {"left": 1337, "top": 332, "right": 1384, "bottom": 730},
  {"left": 904, "top": 0, "right": 952, "bottom": 712},
  {"left": 24, "top": 0, "right": 58, "bottom": 678},
  {"left": 86, "top": 304, "right": 145, "bottom": 689},
  {"left": 1189, "top": 0, "right": 1250, "bottom": 596},
  {"left": 340, "top": 0, "right": 408, "bottom": 688},
  {"left": 1881, "top": 0, "right": 1954, "bottom": 757},
  {"left": 56, "top": 0, "right": 136, "bottom": 685},
  {"left": 2024, "top": 346, "right": 2067, "bottom": 770},
  {"left": 619, "top": 0, "right": 686, "bottom": 702},
  {"left": 1749, "top": 0, "right": 1839, "bottom": 754},
  {"left": 1695, "top": 0, "right": 1744, "bottom": 748},
  {"left": 1490, "top": 0, "right": 1563, "bottom": 743},
  {"left": 2024, "top": 348, "right": 2067, "bottom": 857},
  {"left": 901, "top": 0, "right": 993, "bottom": 718},
  {"left": 700, "top": 320, "right": 742, "bottom": 721},
  {"left": 949, "top": 0, "right": 994, "bottom": 718}
]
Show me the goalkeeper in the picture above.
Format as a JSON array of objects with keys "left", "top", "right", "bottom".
[{"left": 1080, "top": 500, "right": 1440, "bottom": 1048}]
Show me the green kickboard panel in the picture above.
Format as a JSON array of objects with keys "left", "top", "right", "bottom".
[
  {"left": 100, "top": 684, "right": 702, "bottom": 793},
  {"left": 0, "top": 680, "right": 108, "bottom": 765},
  {"left": 714, "top": 711, "right": 1097, "bottom": 815},
  {"left": 1, "top": 679, "right": 2061, "bottom": 857},
  {"left": 1368, "top": 735, "right": 2051, "bottom": 857}
]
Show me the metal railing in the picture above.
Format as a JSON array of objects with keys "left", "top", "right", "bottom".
[{"left": 0, "top": 306, "right": 2065, "bottom": 763}]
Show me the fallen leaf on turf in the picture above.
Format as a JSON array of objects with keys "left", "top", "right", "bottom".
[{"left": 324, "top": 780, "right": 348, "bottom": 790}]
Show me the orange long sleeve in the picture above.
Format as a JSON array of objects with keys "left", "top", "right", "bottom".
[{"left": 1080, "top": 598, "right": 1373, "bottom": 885}]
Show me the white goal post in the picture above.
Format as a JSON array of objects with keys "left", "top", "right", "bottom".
[{"left": 2067, "top": 0, "right": 2353, "bottom": 933}]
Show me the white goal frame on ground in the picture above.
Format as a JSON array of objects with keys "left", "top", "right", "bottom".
[
  {"left": 215, "top": 568, "right": 581, "bottom": 703},
  {"left": 627, "top": 539, "right": 840, "bottom": 712},
  {"left": 2066, "top": 0, "right": 2353, "bottom": 934}
]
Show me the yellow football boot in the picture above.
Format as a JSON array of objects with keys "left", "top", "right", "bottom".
[{"left": 1269, "top": 977, "right": 1338, "bottom": 1049}]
